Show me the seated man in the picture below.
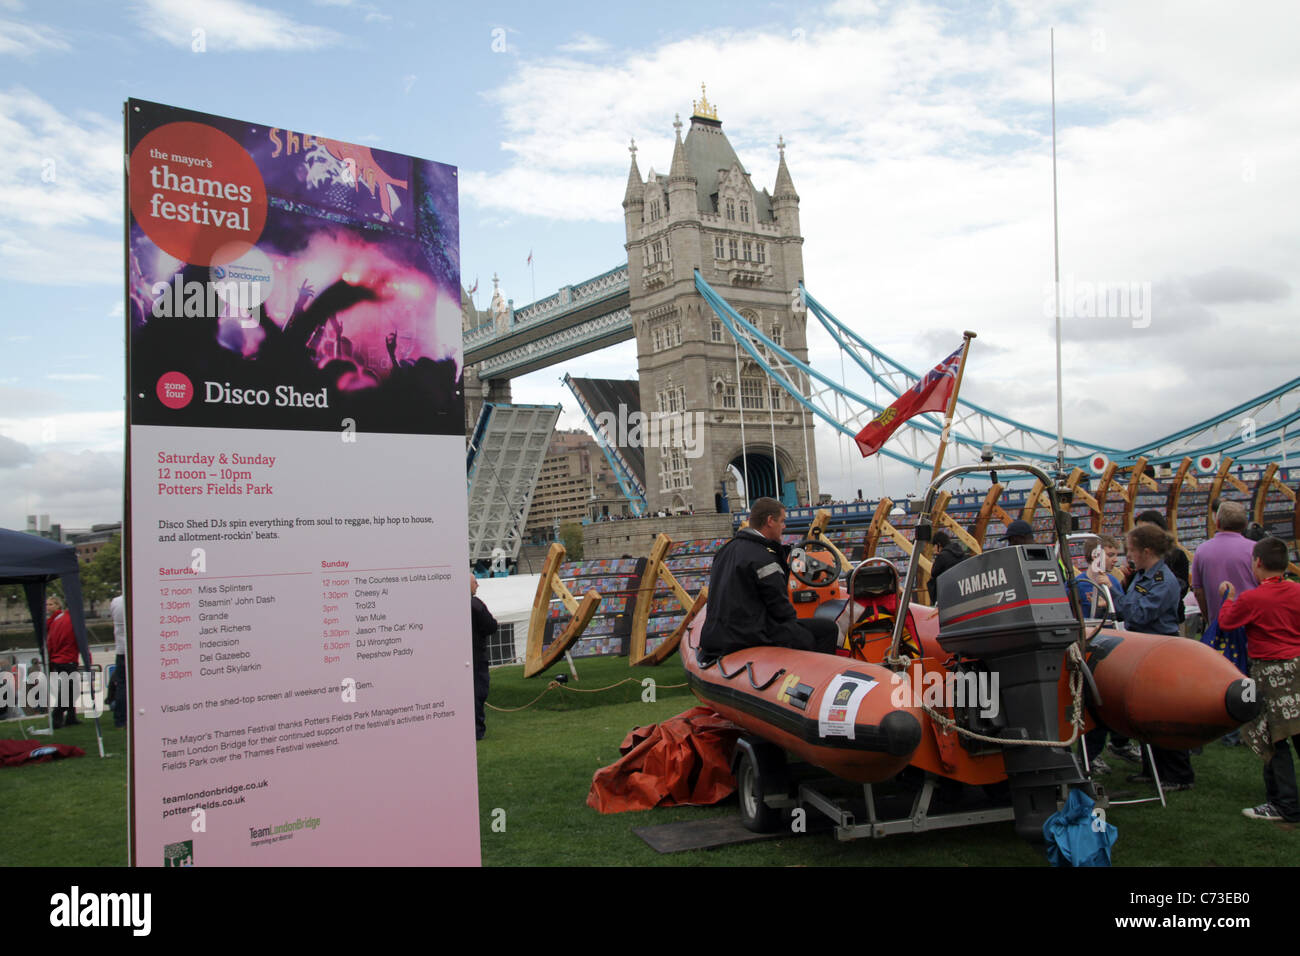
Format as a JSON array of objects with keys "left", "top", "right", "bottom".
[{"left": 700, "top": 497, "right": 839, "bottom": 659}]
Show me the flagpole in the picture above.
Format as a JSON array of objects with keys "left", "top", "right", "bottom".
[
  {"left": 1051, "top": 28, "right": 1065, "bottom": 475},
  {"left": 929, "top": 331, "right": 977, "bottom": 483},
  {"left": 734, "top": 341, "right": 751, "bottom": 510}
]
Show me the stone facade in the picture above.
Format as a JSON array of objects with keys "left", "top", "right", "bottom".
[
  {"left": 583, "top": 513, "right": 734, "bottom": 562},
  {"left": 462, "top": 277, "right": 512, "bottom": 434},
  {"left": 623, "top": 91, "right": 819, "bottom": 514}
]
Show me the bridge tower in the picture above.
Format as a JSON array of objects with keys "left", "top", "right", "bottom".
[{"left": 623, "top": 86, "right": 819, "bottom": 513}]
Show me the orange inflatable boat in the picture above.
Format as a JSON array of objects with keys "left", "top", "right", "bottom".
[{"left": 685, "top": 462, "right": 1261, "bottom": 842}]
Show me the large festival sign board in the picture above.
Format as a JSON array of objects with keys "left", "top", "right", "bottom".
[{"left": 124, "top": 99, "right": 478, "bottom": 865}]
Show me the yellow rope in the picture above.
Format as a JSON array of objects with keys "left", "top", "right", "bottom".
[
  {"left": 486, "top": 678, "right": 688, "bottom": 712},
  {"left": 486, "top": 684, "right": 559, "bottom": 712}
]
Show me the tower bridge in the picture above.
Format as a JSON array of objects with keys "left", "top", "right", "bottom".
[
  {"left": 462, "top": 87, "right": 1300, "bottom": 523},
  {"left": 465, "top": 85, "right": 817, "bottom": 515}
]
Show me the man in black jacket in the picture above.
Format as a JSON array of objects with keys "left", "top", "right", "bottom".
[
  {"left": 700, "top": 497, "right": 839, "bottom": 659},
  {"left": 927, "top": 531, "right": 966, "bottom": 604},
  {"left": 470, "top": 576, "right": 497, "bottom": 740}
]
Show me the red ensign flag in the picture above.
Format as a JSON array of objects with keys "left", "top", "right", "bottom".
[{"left": 854, "top": 346, "right": 964, "bottom": 457}]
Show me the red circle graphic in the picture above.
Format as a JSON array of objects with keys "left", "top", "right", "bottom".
[
  {"left": 129, "top": 121, "right": 268, "bottom": 267},
  {"left": 156, "top": 372, "right": 194, "bottom": 409}
]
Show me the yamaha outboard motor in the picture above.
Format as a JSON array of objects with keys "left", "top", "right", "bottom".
[{"left": 936, "top": 545, "right": 1088, "bottom": 842}]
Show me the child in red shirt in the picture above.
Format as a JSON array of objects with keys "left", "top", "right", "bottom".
[{"left": 1218, "top": 537, "right": 1300, "bottom": 822}]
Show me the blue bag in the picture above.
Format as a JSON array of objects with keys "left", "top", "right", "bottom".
[{"left": 1043, "top": 788, "right": 1117, "bottom": 867}]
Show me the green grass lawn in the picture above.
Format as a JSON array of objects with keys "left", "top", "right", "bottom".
[{"left": 2, "top": 654, "right": 1297, "bottom": 866}]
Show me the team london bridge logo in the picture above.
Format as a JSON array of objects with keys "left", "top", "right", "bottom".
[
  {"left": 162, "top": 840, "right": 194, "bottom": 866},
  {"left": 827, "top": 682, "right": 857, "bottom": 721}
]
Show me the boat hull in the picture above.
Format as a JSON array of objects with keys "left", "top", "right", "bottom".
[
  {"left": 1085, "top": 629, "right": 1260, "bottom": 750},
  {"left": 683, "top": 613, "right": 923, "bottom": 784}
]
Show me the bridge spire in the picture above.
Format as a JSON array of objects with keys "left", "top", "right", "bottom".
[
  {"left": 669, "top": 117, "right": 693, "bottom": 182},
  {"left": 623, "top": 138, "right": 644, "bottom": 208},
  {"left": 773, "top": 134, "right": 797, "bottom": 201}
]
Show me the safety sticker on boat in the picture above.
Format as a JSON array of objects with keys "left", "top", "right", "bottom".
[{"left": 818, "top": 673, "right": 878, "bottom": 740}]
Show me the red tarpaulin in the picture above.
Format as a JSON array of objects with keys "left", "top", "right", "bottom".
[
  {"left": 0, "top": 739, "right": 85, "bottom": 767},
  {"left": 587, "top": 706, "right": 742, "bottom": 813}
]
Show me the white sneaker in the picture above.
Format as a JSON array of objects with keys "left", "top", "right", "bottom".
[
  {"left": 1242, "top": 803, "right": 1283, "bottom": 821},
  {"left": 1089, "top": 756, "right": 1113, "bottom": 775}
]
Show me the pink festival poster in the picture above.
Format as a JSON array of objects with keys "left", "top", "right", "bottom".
[{"left": 124, "top": 99, "right": 479, "bottom": 866}]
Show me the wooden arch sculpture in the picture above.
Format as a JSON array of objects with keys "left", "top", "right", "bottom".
[
  {"left": 929, "top": 491, "right": 983, "bottom": 556},
  {"left": 1164, "top": 456, "right": 1199, "bottom": 566},
  {"left": 628, "top": 534, "right": 707, "bottom": 666},
  {"left": 864, "top": 497, "right": 933, "bottom": 603},
  {"left": 523, "top": 543, "right": 602, "bottom": 678},
  {"left": 973, "top": 482, "right": 1010, "bottom": 545},
  {"left": 1249, "top": 464, "right": 1300, "bottom": 576},
  {"left": 1020, "top": 467, "right": 1100, "bottom": 530},
  {"left": 1204, "top": 456, "right": 1250, "bottom": 538},
  {"left": 1120, "top": 455, "right": 1158, "bottom": 533},
  {"left": 1090, "top": 461, "right": 1119, "bottom": 534}
]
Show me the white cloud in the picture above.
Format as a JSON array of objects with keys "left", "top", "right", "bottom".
[
  {"left": 0, "top": 447, "right": 124, "bottom": 531},
  {"left": 0, "top": 17, "right": 69, "bottom": 55},
  {"left": 0, "top": 226, "right": 120, "bottom": 284},
  {"left": 133, "top": 0, "right": 343, "bottom": 51},
  {"left": 557, "top": 33, "right": 608, "bottom": 54},
  {"left": 0, "top": 88, "right": 119, "bottom": 228},
  {"left": 825, "top": 0, "right": 880, "bottom": 18},
  {"left": 0, "top": 408, "right": 124, "bottom": 452},
  {"left": 0, "top": 88, "right": 121, "bottom": 284}
]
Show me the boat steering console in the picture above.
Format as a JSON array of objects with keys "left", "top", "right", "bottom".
[{"left": 788, "top": 537, "right": 844, "bottom": 588}]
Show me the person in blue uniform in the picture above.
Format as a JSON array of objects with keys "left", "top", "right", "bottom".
[
  {"left": 700, "top": 497, "right": 839, "bottom": 660},
  {"left": 1115, "top": 523, "right": 1194, "bottom": 789}
]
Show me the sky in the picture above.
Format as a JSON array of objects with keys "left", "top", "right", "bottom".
[{"left": 1, "top": 0, "right": 1298, "bottom": 531}]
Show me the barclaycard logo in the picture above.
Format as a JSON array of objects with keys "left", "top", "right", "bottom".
[{"left": 213, "top": 263, "right": 272, "bottom": 284}]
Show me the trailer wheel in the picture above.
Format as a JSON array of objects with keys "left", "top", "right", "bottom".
[{"left": 735, "top": 739, "right": 787, "bottom": 833}]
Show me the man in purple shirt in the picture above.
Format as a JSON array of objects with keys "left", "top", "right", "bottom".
[{"left": 1191, "top": 501, "right": 1258, "bottom": 625}]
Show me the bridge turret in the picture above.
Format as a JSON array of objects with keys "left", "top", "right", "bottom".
[
  {"left": 772, "top": 135, "right": 801, "bottom": 239},
  {"left": 666, "top": 113, "right": 702, "bottom": 287},
  {"left": 622, "top": 138, "right": 644, "bottom": 237},
  {"left": 628, "top": 89, "right": 819, "bottom": 515}
]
